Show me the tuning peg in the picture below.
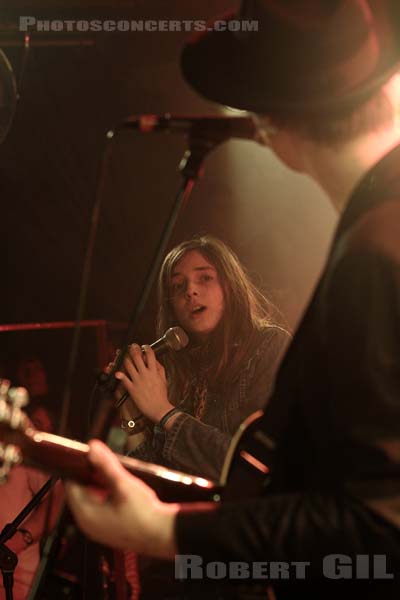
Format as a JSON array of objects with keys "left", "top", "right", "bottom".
[
  {"left": 0, "top": 379, "right": 11, "bottom": 400},
  {"left": 0, "top": 387, "right": 30, "bottom": 434},
  {"left": 0, "top": 443, "right": 22, "bottom": 484},
  {"left": 8, "top": 386, "right": 29, "bottom": 409}
]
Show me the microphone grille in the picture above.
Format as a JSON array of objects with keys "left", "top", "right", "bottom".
[{"left": 165, "top": 326, "right": 189, "bottom": 351}]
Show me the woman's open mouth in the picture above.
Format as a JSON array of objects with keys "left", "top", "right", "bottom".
[{"left": 190, "top": 305, "right": 206, "bottom": 317}]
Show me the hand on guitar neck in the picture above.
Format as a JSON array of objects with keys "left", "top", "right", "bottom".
[{"left": 66, "top": 439, "right": 181, "bottom": 558}]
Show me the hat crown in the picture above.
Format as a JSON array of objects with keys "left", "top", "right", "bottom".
[{"left": 181, "top": 0, "right": 400, "bottom": 115}]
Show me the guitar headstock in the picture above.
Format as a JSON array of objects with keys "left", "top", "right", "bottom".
[{"left": 0, "top": 378, "right": 30, "bottom": 483}]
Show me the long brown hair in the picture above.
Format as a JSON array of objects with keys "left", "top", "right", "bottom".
[{"left": 157, "top": 236, "right": 282, "bottom": 399}]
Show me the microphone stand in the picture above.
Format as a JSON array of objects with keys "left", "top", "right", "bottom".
[
  {"left": 0, "top": 476, "right": 58, "bottom": 600},
  {"left": 88, "top": 134, "right": 216, "bottom": 600},
  {"left": 29, "top": 131, "right": 217, "bottom": 600},
  {"left": 0, "top": 545, "right": 17, "bottom": 600},
  {"left": 92, "top": 133, "right": 216, "bottom": 440}
]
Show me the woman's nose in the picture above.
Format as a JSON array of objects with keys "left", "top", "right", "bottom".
[{"left": 184, "top": 281, "right": 199, "bottom": 298}]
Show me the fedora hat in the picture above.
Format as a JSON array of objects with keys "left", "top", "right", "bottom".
[
  {"left": 181, "top": 0, "right": 400, "bottom": 116},
  {"left": 0, "top": 48, "right": 17, "bottom": 144}
]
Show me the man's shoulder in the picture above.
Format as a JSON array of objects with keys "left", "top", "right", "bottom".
[{"left": 347, "top": 196, "right": 400, "bottom": 260}]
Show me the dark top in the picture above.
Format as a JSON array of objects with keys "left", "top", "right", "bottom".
[{"left": 176, "top": 144, "right": 400, "bottom": 597}]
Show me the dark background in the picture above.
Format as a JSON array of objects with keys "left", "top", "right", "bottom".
[{"left": 0, "top": 1, "right": 336, "bottom": 436}]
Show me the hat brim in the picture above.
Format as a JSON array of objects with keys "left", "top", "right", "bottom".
[{"left": 181, "top": 10, "right": 400, "bottom": 116}]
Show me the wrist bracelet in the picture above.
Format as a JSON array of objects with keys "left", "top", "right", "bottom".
[{"left": 158, "top": 407, "right": 182, "bottom": 430}]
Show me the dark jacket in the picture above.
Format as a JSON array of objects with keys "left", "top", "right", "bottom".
[{"left": 176, "top": 144, "right": 400, "bottom": 598}]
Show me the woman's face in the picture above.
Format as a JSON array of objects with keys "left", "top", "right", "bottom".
[{"left": 169, "top": 250, "right": 225, "bottom": 342}]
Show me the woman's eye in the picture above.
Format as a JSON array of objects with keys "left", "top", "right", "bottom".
[
  {"left": 200, "top": 274, "right": 213, "bottom": 283},
  {"left": 171, "top": 281, "right": 185, "bottom": 294}
]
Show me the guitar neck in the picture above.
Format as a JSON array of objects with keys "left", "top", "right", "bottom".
[
  {"left": 0, "top": 390, "right": 269, "bottom": 504},
  {"left": 5, "top": 426, "right": 220, "bottom": 503}
]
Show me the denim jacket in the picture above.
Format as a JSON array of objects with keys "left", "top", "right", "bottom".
[{"left": 129, "top": 326, "right": 289, "bottom": 482}]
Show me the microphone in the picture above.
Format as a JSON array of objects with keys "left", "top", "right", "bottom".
[
  {"left": 148, "top": 326, "right": 189, "bottom": 356},
  {"left": 114, "top": 326, "right": 189, "bottom": 408},
  {"left": 120, "top": 114, "right": 265, "bottom": 145}
]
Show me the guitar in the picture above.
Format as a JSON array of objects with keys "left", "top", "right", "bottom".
[
  {"left": 0, "top": 379, "right": 277, "bottom": 600},
  {"left": 0, "top": 379, "right": 272, "bottom": 503}
]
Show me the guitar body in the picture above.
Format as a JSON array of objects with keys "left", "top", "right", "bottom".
[{"left": 220, "top": 409, "right": 273, "bottom": 501}]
